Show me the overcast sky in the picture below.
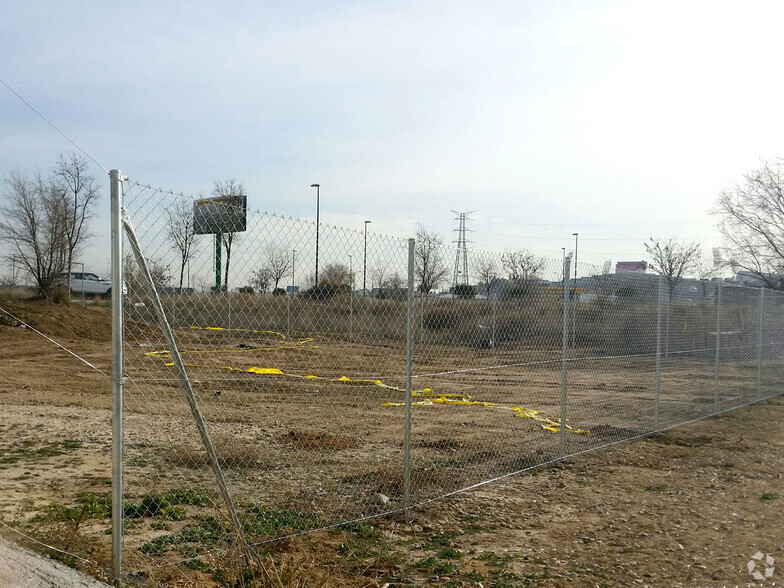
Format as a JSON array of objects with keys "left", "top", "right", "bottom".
[{"left": 3, "top": 0, "right": 784, "bottom": 276}]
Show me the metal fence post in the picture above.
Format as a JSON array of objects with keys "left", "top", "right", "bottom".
[
  {"left": 110, "top": 170, "right": 124, "bottom": 586},
  {"left": 757, "top": 287, "right": 764, "bottom": 401},
  {"left": 655, "top": 276, "right": 663, "bottom": 431},
  {"left": 403, "top": 238, "right": 415, "bottom": 510},
  {"left": 286, "top": 292, "right": 291, "bottom": 338},
  {"left": 559, "top": 256, "right": 570, "bottom": 458},
  {"left": 714, "top": 283, "right": 722, "bottom": 412},
  {"left": 491, "top": 287, "right": 497, "bottom": 347},
  {"left": 349, "top": 285, "right": 354, "bottom": 344}
]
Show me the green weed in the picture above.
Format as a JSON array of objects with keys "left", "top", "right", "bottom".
[
  {"left": 437, "top": 547, "right": 463, "bottom": 560},
  {"left": 241, "top": 505, "right": 321, "bottom": 536},
  {"left": 33, "top": 492, "right": 111, "bottom": 522}
]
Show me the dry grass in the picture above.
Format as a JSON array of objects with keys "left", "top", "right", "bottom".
[
  {"left": 167, "top": 442, "right": 277, "bottom": 470},
  {"left": 281, "top": 430, "right": 359, "bottom": 450}
]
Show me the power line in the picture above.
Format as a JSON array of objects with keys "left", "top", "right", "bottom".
[{"left": 0, "top": 77, "right": 108, "bottom": 174}]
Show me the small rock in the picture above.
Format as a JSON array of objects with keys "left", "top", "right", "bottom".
[{"left": 371, "top": 492, "right": 390, "bottom": 505}]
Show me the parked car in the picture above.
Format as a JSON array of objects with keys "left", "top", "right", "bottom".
[{"left": 57, "top": 272, "right": 122, "bottom": 298}]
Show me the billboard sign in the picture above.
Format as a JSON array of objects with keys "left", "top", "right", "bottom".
[
  {"left": 615, "top": 261, "right": 647, "bottom": 273},
  {"left": 193, "top": 195, "right": 247, "bottom": 235}
]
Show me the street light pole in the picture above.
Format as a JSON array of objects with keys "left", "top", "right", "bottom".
[
  {"left": 363, "top": 220, "right": 371, "bottom": 297},
  {"left": 348, "top": 254, "right": 354, "bottom": 341},
  {"left": 291, "top": 249, "right": 296, "bottom": 289},
  {"left": 572, "top": 233, "right": 578, "bottom": 348},
  {"left": 573, "top": 233, "right": 579, "bottom": 284},
  {"left": 311, "top": 184, "right": 320, "bottom": 286},
  {"left": 561, "top": 248, "right": 566, "bottom": 284}
]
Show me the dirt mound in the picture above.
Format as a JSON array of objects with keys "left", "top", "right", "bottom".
[{"left": 0, "top": 301, "right": 112, "bottom": 342}]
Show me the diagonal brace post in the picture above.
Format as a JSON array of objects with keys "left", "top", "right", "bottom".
[{"left": 122, "top": 210, "right": 251, "bottom": 559}]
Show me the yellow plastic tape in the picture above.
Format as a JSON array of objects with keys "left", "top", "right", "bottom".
[
  {"left": 145, "top": 326, "right": 314, "bottom": 358},
  {"left": 382, "top": 395, "right": 588, "bottom": 434},
  {"left": 152, "top": 326, "right": 588, "bottom": 434}
]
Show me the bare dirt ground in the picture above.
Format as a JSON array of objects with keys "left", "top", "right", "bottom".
[
  {"left": 0, "top": 300, "right": 782, "bottom": 587},
  {"left": 0, "top": 535, "right": 108, "bottom": 587}
]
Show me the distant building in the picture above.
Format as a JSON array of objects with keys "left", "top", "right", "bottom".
[
  {"left": 734, "top": 270, "right": 783, "bottom": 288},
  {"left": 616, "top": 261, "right": 647, "bottom": 273}
]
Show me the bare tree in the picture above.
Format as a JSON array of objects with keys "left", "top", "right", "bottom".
[
  {"left": 123, "top": 254, "right": 170, "bottom": 298},
  {"left": 384, "top": 272, "right": 405, "bottom": 290},
  {"left": 644, "top": 237, "right": 702, "bottom": 300},
  {"left": 0, "top": 171, "right": 69, "bottom": 298},
  {"left": 713, "top": 158, "right": 784, "bottom": 288},
  {"left": 212, "top": 179, "right": 247, "bottom": 290},
  {"left": 54, "top": 153, "right": 99, "bottom": 295},
  {"left": 262, "top": 243, "right": 292, "bottom": 292},
  {"left": 501, "top": 249, "right": 544, "bottom": 281},
  {"left": 320, "top": 262, "right": 352, "bottom": 289},
  {"left": 415, "top": 224, "right": 448, "bottom": 293},
  {"left": 370, "top": 262, "right": 388, "bottom": 292},
  {"left": 165, "top": 198, "right": 197, "bottom": 290},
  {"left": 249, "top": 268, "right": 271, "bottom": 294},
  {"left": 474, "top": 254, "right": 498, "bottom": 286}
]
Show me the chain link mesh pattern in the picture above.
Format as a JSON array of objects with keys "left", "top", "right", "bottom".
[{"left": 119, "top": 178, "right": 784, "bottom": 577}]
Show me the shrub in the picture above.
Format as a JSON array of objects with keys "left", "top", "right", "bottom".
[
  {"left": 302, "top": 283, "right": 335, "bottom": 302},
  {"left": 423, "top": 307, "right": 459, "bottom": 330},
  {"left": 453, "top": 284, "right": 476, "bottom": 299}
]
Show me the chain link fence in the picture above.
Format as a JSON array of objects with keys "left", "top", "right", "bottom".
[{"left": 113, "top": 175, "right": 784, "bottom": 581}]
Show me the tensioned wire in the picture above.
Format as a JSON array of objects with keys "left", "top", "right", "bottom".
[
  {"left": 0, "top": 519, "right": 96, "bottom": 564},
  {"left": 0, "top": 306, "right": 109, "bottom": 377}
]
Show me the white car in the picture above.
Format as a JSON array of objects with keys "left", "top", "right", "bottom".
[{"left": 59, "top": 272, "right": 118, "bottom": 298}]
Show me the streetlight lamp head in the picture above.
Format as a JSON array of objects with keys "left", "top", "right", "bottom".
[
  {"left": 311, "top": 183, "right": 320, "bottom": 188},
  {"left": 573, "top": 232, "right": 578, "bottom": 236}
]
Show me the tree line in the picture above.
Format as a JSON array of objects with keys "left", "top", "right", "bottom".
[{"left": 3, "top": 156, "right": 784, "bottom": 299}]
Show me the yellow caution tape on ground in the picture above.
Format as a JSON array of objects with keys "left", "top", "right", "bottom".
[
  {"left": 382, "top": 395, "right": 588, "bottom": 434},
  {"left": 190, "top": 326, "right": 285, "bottom": 336},
  {"left": 152, "top": 326, "right": 588, "bottom": 434},
  {"left": 145, "top": 326, "right": 314, "bottom": 358}
]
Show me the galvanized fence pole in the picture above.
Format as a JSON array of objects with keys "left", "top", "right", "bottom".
[
  {"left": 757, "top": 287, "right": 764, "bottom": 401},
  {"left": 491, "top": 284, "right": 497, "bottom": 347},
  {"left": 559, "top": 256, "right": 570, "bottom": 458},
  {"left": 110, "top": 170, "right": 124, "bottom": 586},
  {"left": 349, "top": 283, "right": 354, "bottom": 343},
  {"left": 403, "top": 238, "right": 415, "bottom": 510},
  {"left": 654, "top": 276, "right": 664, "bottom": 431},
  {"left": 714, "top": 283, "right": 722, "bottom": 412}
]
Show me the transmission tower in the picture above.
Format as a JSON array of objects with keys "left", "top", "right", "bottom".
[{"left": 451, "top": 210, "right": 475, "bottom": 289}]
